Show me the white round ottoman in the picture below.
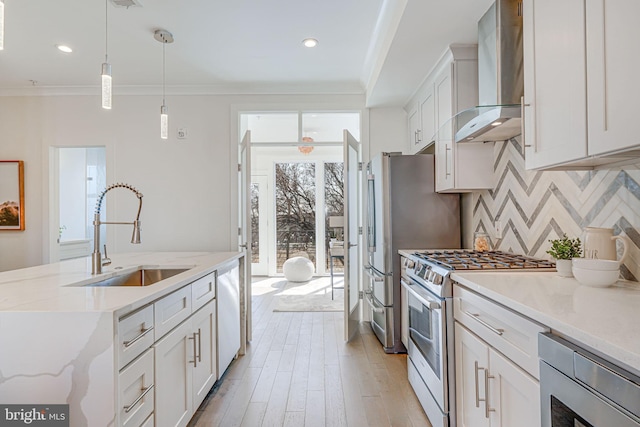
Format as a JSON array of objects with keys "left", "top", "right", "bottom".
[{"left": 283, "top": 256, "right": 314, "bottom": 282}]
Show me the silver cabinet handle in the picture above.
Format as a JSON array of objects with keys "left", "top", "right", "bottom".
[
  {"left": 189, "top": 332, "right": 198, "bottom": 367},
  {"left": 445, "top": 145, "right": 452, "bottom": 177},
  {"left": 521, "top": 96, "right": 532, "bottom": 153},
  {"left": 196, "top": 328, "right": 202, "bottom": 363},
  {"left": 124, "top": 384, "right": 154, "bottom": 413},
  {"left": 474, "top": 361, "right": 481, "bottom": 408},
  {"left": 123, "top": 325, "right": 154, "bottom": 348},
  {"left": 464, "top": 311, "right": 504, "bottom": 336},
  {"left": 484, "top": 369, "right": 495, "bottom": 418},
  {"left": 417, "top": 129, "right": 422, "bottom": 143}
]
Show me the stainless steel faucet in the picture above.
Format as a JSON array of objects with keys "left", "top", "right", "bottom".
[{"left": 92, "top": 183, "right": 143, "bottom": 274}]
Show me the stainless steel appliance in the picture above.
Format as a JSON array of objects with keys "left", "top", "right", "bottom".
[
  {"left": 539, "top": 333, "right": 640, "bottom": 427},
  {"left": 364, "top": 153, "right": 461, "bottom": 354},
  {"left": 403, "top": 249, "right": 555, "bottom": 427}
]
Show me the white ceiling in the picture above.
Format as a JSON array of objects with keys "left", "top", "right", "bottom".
[{"left": 0, "top": 0, "right": 494, "bottom": 106}]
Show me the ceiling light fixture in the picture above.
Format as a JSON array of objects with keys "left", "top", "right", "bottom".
[
  {"left": 154, "top": 29, "right": 173, "bottom": 140},
  {"left": 0, "top": 0, "right": 5, "bottom": 51},
  {"left": 101, "top": 0, "right": 112, "bottom": 109},
  {"left": 56, "top": 45, "right": 73, "bottom": 53},
  {"left": 302, "top": 38, "right": 318, "bottom": 48}
]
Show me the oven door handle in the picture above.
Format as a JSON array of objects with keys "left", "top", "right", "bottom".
[
  {"left": 364, "top": 290, "right": 385, "bottom": 313},
  {"left": 364, "top": 264, "right": 386, "bottom": 282},
  {"left": 401, "top": 278, "right": 441, "bottom": 310}
]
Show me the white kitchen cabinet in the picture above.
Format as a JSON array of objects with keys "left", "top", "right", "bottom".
[
  {"left": 455, "top": 323, "right": 489, "bottom": 427},
  {"left": 586, "top": 0, "right": 640, "bottom": 156},
  {"left": 191, "top": 299, "right": 217, "bottom": 407},
  {"left": 407, "top": 83, "right": 436, "bottom": 154},
  {"left": 431, "top": 48, "right": 494, "bottom": 193},
  {"left": 523, "top": 0, "right": 640, "bottom": 170},
  {"left": 118, "top": 348, "right": 155, "bottom": 427},
  {"left": 154, "top": 299, "right": 216, "bottom": 427},
  {"left": 454, "top": 284, "right": 547, "bottom": 427},
  {"left": 455, "top": 323, "right": 540, "bottom": 427},
  {"left": 522, "top": 0, "right": 587, "bottom": 169}
]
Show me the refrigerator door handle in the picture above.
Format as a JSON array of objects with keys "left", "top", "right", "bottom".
[
  {"left": 364, "top": 264, "right": 385, "bottom": 282},
  {"left": 364, "top": 291, "right": 385, "bottom": 313}
]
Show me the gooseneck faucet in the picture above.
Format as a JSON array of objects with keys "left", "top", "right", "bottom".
[{"left": 92, "top": 183, "right": 143, "bottom": 275}]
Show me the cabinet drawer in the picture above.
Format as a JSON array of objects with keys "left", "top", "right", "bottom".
[
  {"left": 453, "top": 285, "right": 548, "bottom": 379},
  {"left": 191, "top": 272, "right": 216, "bottom": 312},
  {"left": 118, "top": 348, "right": 154, "bottom": 427},
  {"left": 154, "top": 285, "right": 192, "bottom": 340},
  {"left": 118, "top": 305, "right": 154, "bottom": 370}
]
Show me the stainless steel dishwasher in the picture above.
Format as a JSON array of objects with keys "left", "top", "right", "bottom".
[{"left": 539, "top": 333, "right": 640, "bottom": 427}]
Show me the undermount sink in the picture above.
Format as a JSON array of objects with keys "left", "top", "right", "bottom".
[{"left": 83, "top": 268, "right": 191, "bottom": 287}]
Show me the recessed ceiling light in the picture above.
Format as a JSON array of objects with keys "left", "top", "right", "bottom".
[
  {"left": 303, "top": 38, "right": 318, "bottom": 48},
  {"left": 56, "top": 45, "right": 73, "bottom": 53}
]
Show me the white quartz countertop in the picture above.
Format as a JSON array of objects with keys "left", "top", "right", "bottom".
[
  {"left": 451, "top": 271, "right": 640, "bottom": 375},
  {"left": 0, "top": 252, "right": 242, "bottom": 315}
]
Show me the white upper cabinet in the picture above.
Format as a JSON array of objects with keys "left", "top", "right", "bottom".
[
  {"left": 523, "top": 0, "right": 640, "bottom": 170},
  {"left": 407, "top": 82, "right": 436, "bottom": 154},
  {"left": 523, "top": 0, "right": 588, "bottom": 169},
  {"left": 586, "top": 0, "right": 640, "bottom": 156},
  {"left": 406, "top": 45, "right": 494, "bottom": 192}
]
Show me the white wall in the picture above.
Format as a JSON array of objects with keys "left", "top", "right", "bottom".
[{"left": 0, "top": 93, "right": 385, "bottom": 272}]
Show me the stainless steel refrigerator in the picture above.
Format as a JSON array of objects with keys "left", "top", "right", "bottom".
[{"left": 364, "top": 152, "right": 461, "bottom": 353}]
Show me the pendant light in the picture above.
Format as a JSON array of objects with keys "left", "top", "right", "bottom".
[
  {"left": 0, "top": 0, "right": 5, "bottom": 51},
  {"left": 154, "top": 29, "right": 173, "bottom": 140},
  {"left": 101, "top": 0, "right": 112, "bottom": 109}
]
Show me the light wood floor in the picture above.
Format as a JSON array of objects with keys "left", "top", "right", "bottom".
[{"left": 190, "top": 277, "right": 432, "bottom": 427}]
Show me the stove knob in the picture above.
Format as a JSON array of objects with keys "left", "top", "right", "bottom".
[
  {"left": 433, "top": 274, "right": 442, "bottom": 285},
  {"left": 428, "top": 271, "right": 436, "bottom": 282}
]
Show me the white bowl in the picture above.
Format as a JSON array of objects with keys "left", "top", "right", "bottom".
[
  {"left": 572, "top": 258, "right": 620, "bottom": 271},
  {"left": 572, "top": 265, "right": 619, "bottom": 287}
]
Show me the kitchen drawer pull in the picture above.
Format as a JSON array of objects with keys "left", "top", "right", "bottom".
[
  {"left": 196, "top": 328, "right": 202, "bottom": 363},
  {"left": 124, "top": 384, "right": 154, "bottom": 413},
  {"left": 484, "top": 369, "right": 495, "bottom": 418},
  {"left": 465, "top": 311, "right": 504, "bottom": 336},
  {"left": 474, "top": 361, "right": 481, "bottom": 408},
  {"left": 189, "top": 332, "right": 198, "bottom": 367},
  {"left": 123, "top": 325, "right": 154, "bottom": 348}
]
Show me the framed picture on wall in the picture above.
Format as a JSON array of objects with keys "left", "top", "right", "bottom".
[{"left": 0, "top": 161, "right": 25, "bottom": 230}]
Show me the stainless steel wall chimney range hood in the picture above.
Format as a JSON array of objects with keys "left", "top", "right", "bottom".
[{"left": 455, "top": 0, "right": 523, "bottom": 143}]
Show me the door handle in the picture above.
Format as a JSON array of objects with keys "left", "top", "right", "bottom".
[
  {"left": 189, "top": 332, "right": 198, "bottom": 367},
  {"left": 348, "top": 242, "right": 357, "bottom": 248},
  {"left": 239, "top": 243, "right": 248, "bottom": 249},
  {"left": 196, "top": 328, "right": 202, "bottom": 363},
  {"left": 484, "top": 369, "right": 495, "bottom": 418}
]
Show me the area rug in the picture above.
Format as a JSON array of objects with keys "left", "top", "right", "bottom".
[{"left": 273, "top": 277, "right": 344, "bottom": 312}]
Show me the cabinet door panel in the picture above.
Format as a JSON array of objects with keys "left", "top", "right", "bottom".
[
  {"left": 586, "top": 0, "right": 640, "bottom": 155},
  {"left": 489, "top": 348, "right": 540, "bottom": 427},
  {"left": 524, "top": 0, "right": 587, "bottom": 169},
  {"left": 191, "top": 300, "right": 217, "bottom": 408},
  {"left": 455, "top": 323, "right": 490, "bottom": 427},
  {"left": 154, "top": 320, "right": 193, "bottom": 427},
  {"left": 420, "top": 85, "right": 437, "bottom": 146}
]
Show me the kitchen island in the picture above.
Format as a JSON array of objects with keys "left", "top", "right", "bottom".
[{"left": 0, "top": 251, "right": 245, "bottom": 427}]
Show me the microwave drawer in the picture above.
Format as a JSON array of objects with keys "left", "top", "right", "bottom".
[{"left": 453, "top": 284, "right": 548, "bottom": 379}]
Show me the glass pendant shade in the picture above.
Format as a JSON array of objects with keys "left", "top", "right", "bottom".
[
  {"left": 101, "top": 62, "right": 112, "bottom": 109},
  {"left": 0, "top": 0, "right": 5, "bottom": 51},
  {"left": 160, "top": 104, "right": 168, "bottom": 139}
]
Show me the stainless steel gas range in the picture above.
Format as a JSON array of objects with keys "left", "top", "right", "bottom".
[{"left": 401, "top": 250, "right": 555, "bottom": 427}]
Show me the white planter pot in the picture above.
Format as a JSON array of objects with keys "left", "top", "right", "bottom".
[{"left": 555, "top": 259, "right": 573, "bottom": 277}]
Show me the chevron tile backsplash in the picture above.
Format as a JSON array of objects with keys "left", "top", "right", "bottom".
[{"left": 471, "top": 137, "right": 640, "bottom": 281}]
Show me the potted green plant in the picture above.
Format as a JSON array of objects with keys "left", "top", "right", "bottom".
[{"left": 547, "top": 234, "right": 582, "bottom": 277}]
